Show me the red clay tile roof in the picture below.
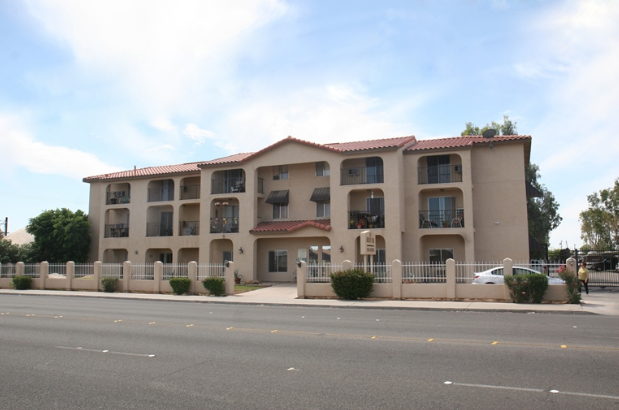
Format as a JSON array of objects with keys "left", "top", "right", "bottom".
[
  {"left": 325, "top": 135, "right": 417, "bottom": 152},
  {"left": 83, "top": 162, "right": 202, "bottom": 182},
  {"left": 198, "top": 152, "right": 255, "bottom": 166},
  {"left": 249, "top": 219, "right": 331, "bottom": 234},
  {"left": 405, "top": 135, "right": 531, "bottom": 152}
]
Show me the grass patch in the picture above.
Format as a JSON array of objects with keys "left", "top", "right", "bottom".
[{"left": 234, "top": 284, "right": 269, "bottom": 294}]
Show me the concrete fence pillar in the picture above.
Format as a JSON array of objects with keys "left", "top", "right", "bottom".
[
  {"left": 224, "top": 261, "right": 235, "bottom": 296},
  {"left": 16, "top": 262, "right": 25, "bottom": 277},
  {"left": 446, "top": 259, "right": 456, "bottom": 299},
  {"left": 66, "top": 262, "right": 75, "bottom": 291},
  {"left": 392, "top": 260, "right": 402, "bottom": 299},
  {"left": 123, "top": 261, "right": 131, "bottom": 292},
  {"left": 297, "top": 261, "right": 306, "bottom": 299},
  {"left": 188, "top": 261, "right": 198, "bottom": 294},
  {"left": 342, "top": 260, "right": 353, "bottom": 271},
  {"left": 503, "top": 258, "right": 513, "bottom": 300},
  {"left": 40, "top": 261, "right": 48, "bottom": 290},
  {"left": 154, "top": 261, "right": 163, "bottom": 294},
  {"left": 94, "top": 261, "right": 102, "bottom": 292},
  {"left": 566, "top": 257, "right": 577, "bottom": 275}
]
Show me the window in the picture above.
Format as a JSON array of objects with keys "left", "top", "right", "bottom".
[
  {"left": 316, "top": 161, "right": 330, "bottom": 177},
  {"left": 366, "top": 196, "right": 384, "bottom": 215},
  {"left": 316, "top": 201, "right": 330, "bottom": 217},
  {"left": 273, "top": 203, "right": 289, "bottom": 219},
  {"left": 427, "top": 155, "right": 451, "bottom": 184},
  {"left": 365, "top": 157, "right": 384, "bottom": 183},
  {"left": 273, "top": 165, "right": 289, "bottom": 180},
  {"left": 428, "top": 196, "right": 456, "bottom": 226},
  {"left": 268, "top": 250, "right": 287, "bottom": 272},
  {"left": 429, "top": 248, "right": 453, "bottom": 263}
]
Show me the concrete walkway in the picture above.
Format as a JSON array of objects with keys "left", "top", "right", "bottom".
[{"left": 1, "top": 285, "right": 618, "bottom": 315}]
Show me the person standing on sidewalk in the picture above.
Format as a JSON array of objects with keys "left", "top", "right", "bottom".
[{"left": 578, "top": 261, "right": 589, "bottom": 296}]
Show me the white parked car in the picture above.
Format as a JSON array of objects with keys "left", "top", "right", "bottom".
[{"left": 472, "top": 266, "right": 565, "bottom": 284}]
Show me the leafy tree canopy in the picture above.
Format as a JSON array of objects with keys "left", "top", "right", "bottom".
[
  {"left": 26, "top": 208, "right": 91, "bottom": 263},
  {"left": 579, "top": 178, "right": 619, "bottom": 250},
  {"left": 461, "top": 115, "right": 518, "bottom": 136}
]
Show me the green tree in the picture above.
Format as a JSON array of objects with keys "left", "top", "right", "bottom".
[
  {"left": 0, "top": 239, "right": 20, "bottom": 264},
  {"left": 526, "top": 164, "right": 562, "bottom": 246},
  {"left": 579, "top": 179, "right": 619, "bottom": 249},
  {"left": 26, "top": 208, "right": 91, "bottom": 263},
  {"left": 461, "top": 117, "right": 562, "bottom": 250},
  {"left": 460, "top": 115, "right": 517, "bottom": 136}
]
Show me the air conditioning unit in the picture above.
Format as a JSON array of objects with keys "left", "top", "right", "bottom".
[
  {"left": 349, "top": 168, "right": 360, "bottom": 176},
  {"left": 454, "top": 165, "right": 462, "bottom": 173}
]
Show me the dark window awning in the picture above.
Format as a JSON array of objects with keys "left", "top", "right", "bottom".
[
  {"left": 266, "top": 190, "right": 289, "bottom": 204},
  {"left": 310, "top": 187, "right": 330, "bottom": 202}
]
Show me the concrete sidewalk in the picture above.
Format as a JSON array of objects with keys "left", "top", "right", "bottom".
[{"left": 1, "top": 284, "right": 617, "bottom": 315}]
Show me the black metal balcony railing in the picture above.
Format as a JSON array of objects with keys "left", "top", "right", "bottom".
[
  {"left": 349, "top": 211, "right": 385, "bottom": 229},
  {"left": 211, "top": 177, "right": 245, "bottom": 194},
  {"left": 106, "top": 191, "right": 130, "bottom": 205},
  {"left": 179, "top": 221, "right": 200, "bottom": 236},
  {"left": 146, "top": 223, "right": 173, "bottom": 237},
  {"left": 180, "top": 185, "right": 200, "bottom": 200},
  {"left": 340, "top": 167, "right": 384, "bottom": 186},
  {"left": 210, "top": 217, "right": 239, "bottom": 233},
  {"left": 104, "top": 224, "right": 129, "bottom": 238},
  {"left": 418, "top": 165, "right": 463, "bottom": 185},
  {"left": 419, "top": 209, "right": 464, "bottom": 229}
]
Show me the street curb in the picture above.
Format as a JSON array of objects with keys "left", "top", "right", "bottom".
[{"left": 0, "top": 290, "right": 593, "bottom": 315}]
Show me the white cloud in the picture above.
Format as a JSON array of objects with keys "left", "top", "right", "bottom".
[
  {"left": 220, "top": 84, "right": 413, "bottom": 153},
  {"left": 24, "top": 0, "right": 289, "bottom": 112},
  {"left": 0, "top": 115, "right": 121, "bottom": 179},
  {"left": 151, "top": 119, "right": 178, "bottom": 133},
  {"left": 183, "top": 123, "right": 216, "bottom": 144}
]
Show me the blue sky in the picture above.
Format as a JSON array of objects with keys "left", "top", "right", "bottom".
[{"left": 1, "top": 0, "right": 618, "bottom": 250}]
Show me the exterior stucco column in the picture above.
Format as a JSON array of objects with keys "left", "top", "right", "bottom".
[
  {"left": 66, "top": 262, "right": 75, "bottom": 291},
  {"left": 94, "top": 261, "right": 102, "bottom": 292},
  {"left": 123, "top": 261, "right": 131, "bottom": 292},
  {"left": 40, "top": 261, "right": 48, "bottom": 290},
  {"left": 503, "top": 258, "right": 513, "bottom": 300},
  {"left": 224, "top": 261, "right": 235, "bottom": 296},
  {"left": 392, "top": 259, "right": 402, "bottom": 299},
  {"left": 188, "top": 261, "right": 198, "bottom": 294},
  {"left": 297, "top": 260, "right": 306, "bottom": 298},
  {"left": 154, "top": 261, "right": 163, "bottom": 294},
  {"left": 446, "top": 258, "right": 456, "bottom": 299}
]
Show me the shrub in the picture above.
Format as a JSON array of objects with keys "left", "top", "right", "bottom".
[
  {"left": 12, "top": 275, "right": 32, "bottom": 290},
  {"left": 101, "top": 277, "right": 119, "bottom": 293},
  {"left": 558, "top": 265, "right": 581, "bottom": 304},
  {"left": 504, "top": 273, "right": 549, "bottom": 303},
  {"left": 330, "top": 269, "right": 374, "bottom": 300},
  {"left": 202, "top": 277, "right": 225, "bottom": 296},
  {"left": 169, "top": 277, "right": 191, "bottom": 295}
]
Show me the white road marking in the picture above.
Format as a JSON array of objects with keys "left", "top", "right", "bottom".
[
  {"left": 446, "top": 382, "right": 619, "bottom": 400},
  {"left": 56, "top": 346, "right": 155, "bottom": 358}
]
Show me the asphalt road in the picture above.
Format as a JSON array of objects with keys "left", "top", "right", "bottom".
[{"left": 1, "top": 295, "right": 619, "bottom": 409}]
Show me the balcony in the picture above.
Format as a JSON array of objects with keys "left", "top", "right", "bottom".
[
  {"left": 146, "top": 223, "right": 173, "bottom": 237},
  {"left": 419, "top": 209, "right": 464, "bottom": 229},
  {"left": 349, "top": 211, "right": 385, "bottom": 229},
  {"left": 180, "top": 185, "right": 200, "bottom": 200},
  {"left": 104, "top": 224, "right": 129, "bottom": 238},
  {"left": 106, "top": 191, "right": 130, "bottom": 205},
  {"left": 179, "top": 221, "right": 200, "bottom": 236},
  {"left": 418, "top": 165, "right": 463, "bottom": 185},
  {"left": 211, "top": 177, "right": 245, "bottom": 194},
  {"left": 210, "top": 217, "right": 239, "bottom": 233},
  {"left": 341, "top": 167, "right": 384, "bottom": 186}
]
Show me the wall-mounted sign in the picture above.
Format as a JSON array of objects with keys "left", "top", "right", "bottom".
[{"left": 360, "top": 230, "right": 376, "bottom": 256}]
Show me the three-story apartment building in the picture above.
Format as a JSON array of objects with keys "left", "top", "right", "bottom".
[{"left": 84, "top": 134, "right": 532, "bottom": 282}]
